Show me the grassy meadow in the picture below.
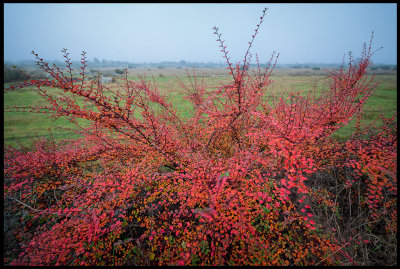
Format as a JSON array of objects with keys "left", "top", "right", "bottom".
[{"left": 4, "top": 67, "right": 397, "bottom": 148}]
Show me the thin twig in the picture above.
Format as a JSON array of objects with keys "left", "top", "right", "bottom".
[
  {"left": 6, "top": 195, "right": 66, "bottom": 216},
  {"left": 7, "top": 195, "right": 47, "bottom": 213},
  {"left": 315, "top": 234, "right": 358, "bottom": 266}
]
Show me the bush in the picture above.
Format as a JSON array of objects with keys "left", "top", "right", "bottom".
[
  {"left": 4, "top": 8, "right": 396, "bottom": 266},
  {"left": 90, "top": 68, "right": 100, "bottom": 74},
  {"left": 4, "top": 64, "right": 29, "bottom": 83},
  {"left": 115, "top": 68, "right": 125, "bottom": 74}
]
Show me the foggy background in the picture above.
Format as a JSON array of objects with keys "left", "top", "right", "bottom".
[{"left": 4, "top": 3, "right": 397, "bottom": 65}]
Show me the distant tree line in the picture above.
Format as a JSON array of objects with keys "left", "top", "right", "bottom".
[
  {"left": 4, "top": 59, "right": 396, "bottom": 82},
  {"left": 370, "top": 65, "right": 396, "bottom": 71},
  {"left": 4, "top": 64, "right": 48, "bottom": 83}
]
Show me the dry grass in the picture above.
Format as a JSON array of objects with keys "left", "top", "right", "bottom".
[{"left": 306, "top": 167, "right": 397, "bottom": 265}]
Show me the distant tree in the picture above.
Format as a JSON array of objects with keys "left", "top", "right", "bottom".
[
  {"left": 115, "top": 68, "right": 125, "bottom": 74},
  {"left": 3, "top": 64, "right": 28, "bottom": 83},
  {"left": 90, "top": 69, "right": 100, "bottom": 74}
]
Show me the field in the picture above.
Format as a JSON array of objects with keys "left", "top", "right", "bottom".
[{"left": 4, "top": 67, "right": 397, "bottom": 147}]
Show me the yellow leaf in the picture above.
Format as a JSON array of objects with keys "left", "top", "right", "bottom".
[{"left": 149, "top": 252, "right": 155, "bottom": 260}]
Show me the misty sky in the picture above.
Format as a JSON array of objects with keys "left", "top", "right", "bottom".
[{"left": 4, "top": 3, "right": 397, "bottom": 65}]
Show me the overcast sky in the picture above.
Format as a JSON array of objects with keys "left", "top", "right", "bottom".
[{"left": 4, "top": 3, "right": 397, "bottom": 64}]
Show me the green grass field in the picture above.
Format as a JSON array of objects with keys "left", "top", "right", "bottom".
[{"left": 4, "top": 68, "right": 397, "bottom": 148}]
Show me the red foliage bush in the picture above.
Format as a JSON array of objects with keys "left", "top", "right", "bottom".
[{"left": 4, "top": 8, "right": 396, "bottom": 265}]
